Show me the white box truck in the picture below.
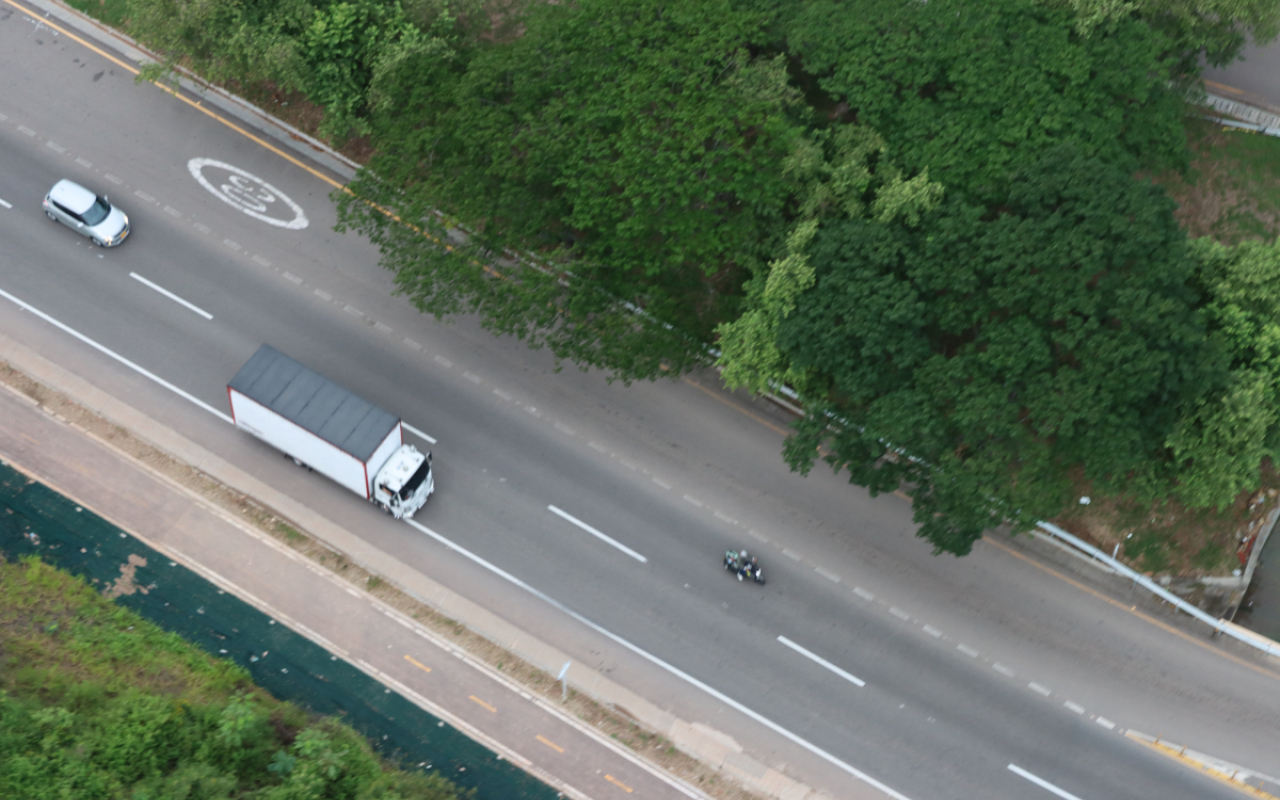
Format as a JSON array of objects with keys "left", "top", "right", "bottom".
[{"left": 228, "top": 345, "right": 434, "bottom": 519}]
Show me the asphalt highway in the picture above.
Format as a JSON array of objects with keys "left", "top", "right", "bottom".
[{"left": 1, "top": 3, "right": 1277, "bottom": 798}]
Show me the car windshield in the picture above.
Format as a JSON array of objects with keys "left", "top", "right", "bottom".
[{"left": 82, "top": 196, "right": 111, "bottom": 226}]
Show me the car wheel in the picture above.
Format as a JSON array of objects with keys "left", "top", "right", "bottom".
[
  {"left": 94, "top": 238, "right": 106, "bottom": 247},
  {"left": 46, "top": 210, "right": 56, "bottom": 221}
]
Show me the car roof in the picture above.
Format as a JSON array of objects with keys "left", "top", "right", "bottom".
[{"left": 49, "top": 179, "right": 98, "bottom": 214}]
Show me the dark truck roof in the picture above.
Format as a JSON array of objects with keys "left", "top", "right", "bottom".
[{"left": 229, "top": 345, "right": 399, "bottom": 462}]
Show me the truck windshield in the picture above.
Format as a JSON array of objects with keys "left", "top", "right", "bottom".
[{"left": 399, "top": 460, "right": 431, "bottom": 499}]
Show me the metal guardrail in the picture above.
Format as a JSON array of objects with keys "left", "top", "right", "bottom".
[{"left": 1036, "top": 521, "right": 1280, "bottom": 658}]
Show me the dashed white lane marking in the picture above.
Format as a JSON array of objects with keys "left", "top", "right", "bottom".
[
  {"left": 683, "top": 494, "right": 703, "bottom": 507},
  {"left": 1029, "top": 682, "right": 1051, "bottom": 697},
  {"left": 1007, "top": 764, "right": 1086, "bottom": 800},
  {"left": 957, "top": 644, "right": 979, "bottom": 658},
  {"left": 46, "top": 140, "right": 65, "bottom": 153},
  {"left": 1095, "top": 717, "right": 1115, "bottom": 730},
  {"left": 0, "top": 198, "right": 11, "bottom": 209},
  {"left": 105, "top": 173, "right": 123, "bottom": 184},
  {"left": 193, "top": 222, "right": 211, "bottom": 234},
  {"left": 494, "top": 389, "right": 513, "bottom": 401},
  {"left": 554, "top": 422, "right": 575, "bottom": 435},
  {"left": 136, "top": 190, "right": 155, "bottom": 202},
  {"left": 652, "top": 478, "right": 671, "bottom": 489},
  {"left": 748, "top": 529, "right": 768, "bottom": 542},
  {"left": 374, "top": 322, "right": 393, "bottom": 335},
  {"left": 129, "top": 273, "right": 213, "bottom": 320},
  {"left": 164, "top": 205, "right": 182, "bottom": 217},
  {"left": 402, "top": 422, "right": 437, "bottom": 445},
  {"left": 434, "top": 355, "right": 453, "bottom": 368},
  {"left": 853, "top": 586, "right": 874, "bottom": 601},
  {"left": 344, "top": 304, "right": 363, "bottom": 317},
  {"left": 783, "top": 548, "right": 802, "bottom": 561},
  {"left": 815, "top": 567, "right": 841, "bottom": 583},
  {"left": 463, "top": 371, "right": 482, "bottom": 383},
  {"left": 777, "top": 636, "right": 866, "bottom": 687},
  {"left": 401, "top": 517, "right": 914, "bottom": 800},
  {"left": 525, "top": 405, "right": 541, "bottom": 417},
  {"left": 252, "top": 254, "right": 271, "bottom": 266},
  {"left": 0, "top": 288, "right": 232, "bottom": 423},
  {"left": 922, "top": 625, "right": 942, "bottom": 638},
  {"left": 313, "top": 288, "right": 331, "bottom": 298},
  {"left": 620, "top": 459, "right": 639, "bottom": 471},
  {"left": 284, "top": 272, "right": 304, "bottom": 285},
  {"left": 18, "top": 125, "right": 35, "bottom": 136},
  {"left": 403, "top": 338, "right": 422, "bottom": 351},
  {"left": 992, "top": 663, "right": 1015, "bottom": 678},
  {"left": 75, "top": 157, "right": 92, "bottom": 168},
  {"left": 224, "top": 239, "right": 241, "bottom": 251},
  {"left": 714, "top": 511, "right": 737, "bottom": 524},
  {"left": 1064, "top": 701, "right": 1085, "bottom": 714},
  {"left": 588, "top": 441, "right": 606, "bottom": 453},
  {"left": 889, "top": 606, "right": 911, "bottom": 620},
  {"left": 548, "top": 505, "right": 647, "bottom": 563}
]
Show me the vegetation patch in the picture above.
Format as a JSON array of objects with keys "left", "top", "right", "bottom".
[{"left": 0, "top": 557, "right": 467, "bottom": 800}]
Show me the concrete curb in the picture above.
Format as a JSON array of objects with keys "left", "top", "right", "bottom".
[
  {"left": 0, "top": 333, "right": 827, "bottom": 800},
  {"left": 23, "top": 0, "right": 359, "bottom": 182}
]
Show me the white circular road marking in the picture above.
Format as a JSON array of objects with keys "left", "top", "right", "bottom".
[{"left": 187, "top": 158, "right": 308, "bottom": 229}]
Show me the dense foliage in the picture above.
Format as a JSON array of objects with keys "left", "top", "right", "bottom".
[
  {"left": 0, "top": 559, "right": 466, "bottom": 800},
  {"left": 121, "top": 0, "right": 1280, "bottom": 553}
]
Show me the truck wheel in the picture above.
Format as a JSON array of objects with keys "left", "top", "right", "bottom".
[{"left": 289, "top": 456, "right": 311, "bottom": 471}]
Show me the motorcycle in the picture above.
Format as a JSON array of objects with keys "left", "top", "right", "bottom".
[{"left": 723, "top": 549, "right": 766, "bottom": 585}]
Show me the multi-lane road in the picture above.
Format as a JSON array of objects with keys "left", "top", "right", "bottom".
[{"left": 2, "top": 3, "right": 1278, "bottom": 798}]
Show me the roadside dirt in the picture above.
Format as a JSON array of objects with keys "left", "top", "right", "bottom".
[{"left": 0, "top": 360, "right": 761, "bottom": 800}]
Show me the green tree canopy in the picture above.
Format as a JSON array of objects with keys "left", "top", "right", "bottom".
[
  {"left": 337, "top": 0, "right": 805, "bottom": 380},
  {"left": 763, "top": 147, "right": 1214, "bottom": 555},
  {"left": 786, "top": 0, "right": 1189, "bottom": 196},
  {"left": 1171, "top": 238, "right": 1280, "bottom": 509}
]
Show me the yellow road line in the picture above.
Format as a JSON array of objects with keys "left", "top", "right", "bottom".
[
  {"left": 535, "top": 734, "right": 564, "bottom": 753},
  {"left": 1205, "top": 79, "right": 1246, "bottom": 96},
  {"left": 468, "top": 695, "right": 496, "bottom": 713},
  {"left": 1126, "top": 732, "right": 1279, "bottom": 799},
  {"left": 403, "top": 654, "right": 431, "bottom": 674},
  {"left": 980, "top": 537, "right": 1280, "bottom": 683},
  {"left": 2, "top": 0, "right": 345, "bottom": 191},
  {"left": 604, "top": 774, "right": 633, "bottom": 793},
  {"left": 681, "top": 377, "right": 793, "bottom": 437},
  {"left": 3, "top": 0, "right": 138, "bottom": 76}
]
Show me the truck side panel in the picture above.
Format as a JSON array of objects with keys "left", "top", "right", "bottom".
[{"left": 229, "top": 388, "right": 370, "bottom": 498}]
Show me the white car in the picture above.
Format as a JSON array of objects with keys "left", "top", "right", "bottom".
[{"left": 43, "top": 179, "right": 129, "bottom": 247}]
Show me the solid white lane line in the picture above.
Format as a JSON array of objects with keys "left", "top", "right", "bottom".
[
  {"left": 402, "top": 517, "right": 912, "bottom": 800},
  {"left": 0, "top": 287, "right": 232, "bottom": 423},
  {"left": 777, "top": 636, "right": 866, "bottom": 687},
  {"left": 547, "top": 505, "right": 647, "bottom": 563},
  {"left": 1007, "top": 764, "right": 1086, "bottom": 800},
  {"left": 129, "top": 273, "right": 213, "bottom": 319},
  {"left": 0, "top": 198, "right": 12, "bottom": 209},
  {"left": 402, "top": 422, "right": 437, "bottom": 444}
]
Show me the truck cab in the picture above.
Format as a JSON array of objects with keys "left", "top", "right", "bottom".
[{"left": 372, "top": 446, "right": 434, "bottom": 519}]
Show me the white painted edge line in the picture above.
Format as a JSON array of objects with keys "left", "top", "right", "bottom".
[
  {"left": 1028, "top": 682, "right": 1051, "bottom": 697},
  {"left": 547, "top": 505, "right": 647, "bottom": 563},
  {"left": 0, "top": 287, "right": 233, "bottom": 423},
  {"left": 129, "top": 272, "right": 214, "bottom": 319},
  {"left": 402, "top": 518, "right": 912, "bottom": 800},
  {"left": 0, "top": 198, "right": 12, "bottom": 209},
  {"left": 1007, "top": 764, "right": 1086, "bottom": 800},
  {"left": 777, "top": 636, "right": 865, "bottom": 687},
  {"left": 1064, "top": 701, "right": 1085, "bottom": 714},
  {"left": 402, "top": 422, "right": 437, "bottom": 444}
]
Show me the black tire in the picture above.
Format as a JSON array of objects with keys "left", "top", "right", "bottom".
[
  {"left": 46, "top": 210, "right": 56, "bottom": 221},
  {"left": 94, "top": 237, "right": 105, "bottom": 247}
]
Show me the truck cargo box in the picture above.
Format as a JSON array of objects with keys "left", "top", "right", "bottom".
[{"left": 228, "top": 345, "right": 402, "bottom": 499}]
